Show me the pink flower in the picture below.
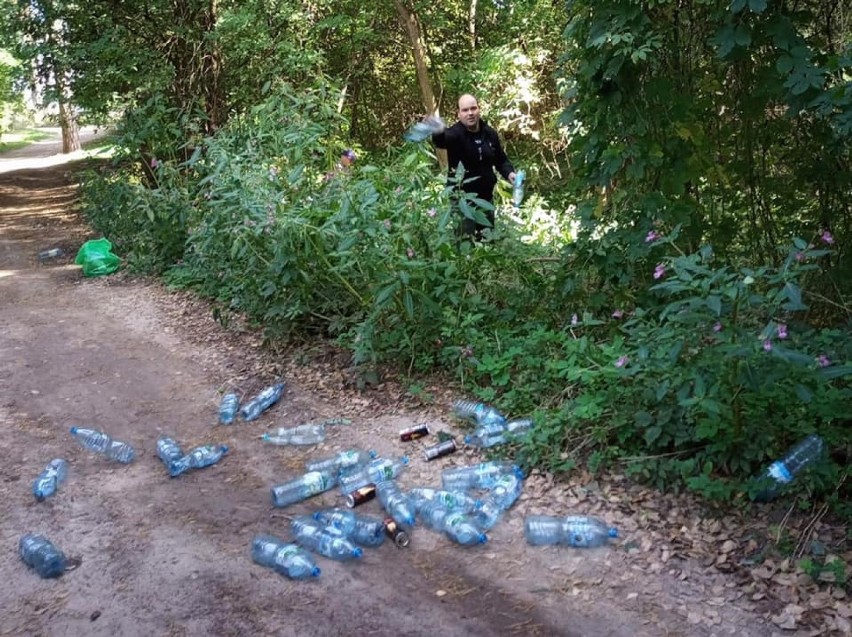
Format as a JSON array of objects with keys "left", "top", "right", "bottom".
[
  {"left": 653, "top": 263, "right": 666, "bottom": 280},
  {"left": 427, "top": 208, "right": 437, "bottom": 218},
  {"left": 776, "top": 323, "right": 788, "bottom": 339},
  {"left": 795, "top": 251, "right": 805, "bottom": 262},
  {"left": 407, "top": 247, "right": 415, "bottom": 259},
  {"left": 820, "top": 229, "right": 834, "bottom": 244},
  {"left": 615, "top": 355, "right": 629, "bottom": 368},
  {"left": 713, "top": 322, "right": 723, "bottom": 333},
  {"left": 817, "top": 354, "right": 831, "bottom": 367},
  {"left": 612, "top": 309, "right": 624, "bottom": 319},
  {"left": 645, "top": 230, "right": 660, "bottom": 243},
  {"left": 763, "top": 339, "right": 773, "bottom": 352},
  {"left": 570, "top": 313, "right": 579, "bottom": 326},
  {"left": 150, "top": 157, "right": 158, "bottom": 169}
]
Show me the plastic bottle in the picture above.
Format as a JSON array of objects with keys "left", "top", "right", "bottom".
[
  {"left": 404, "top": 115, "right": 446, "bottom": 143},
  {"left": 169, "top": 444, "right": 229, "bottom": 477},
  {"left": 239, "top": 382, "right": 285, "bottom": 422},
  {"left": 313, "top": 509, "right": 386, "bottom": 547},
  {"left": 416, "top": 500, "right": 451, "bottom": 531},
  {"left": 452, "top": 399, "right": 506, "bottom": 427},
  {"left": 524, "top": 515, "right": 618, "bottom": 548},
  {"left": 375, "top": 480, "right": 416, "bottom": 528},
  {"left": 69, "top": 427, "right": 135, "bottom": 463},
  {"left": 511, "top": 170, "right": 526, "bottom": 207},
  {"left": 218, "top": 393, "right": 240, "bottom": 425},
  {"left": 441, "top": 511, "right": 488, "bottom": 546},
  {"left": 156, "top": 437, "right": 183, "bottom": 470},
  {"left": 338, "top": 456, "right": 410, "bottom": 494},
  {"left": 754, "top": 434, "right": 826, "bottom": 502},
  {"left": 291, "top": 516, "right": 363, "bottom": 561},
  {"left": 476, "top": 472, "right": 524, "bottom": 530},
  {"left": 270, "top": 470, "right": 338, "bottom": 508},
  {"left": 305, "top": 449, "right": 376, "bottom": 475},
  {"left": 19, "top": 534, "right": 67, "bottom": 578},
  {"left": 261, "top": 424, "right": 326, "bottom": 446},
  {"left": 408, "top": 487, "right": 481, "bottom": 513},
  {"left": 38, "top": 248, "right": 64, "bottom": 261},
  {"left": 441, "top": 461, "right": 523, "bottom": 492},
  {"left": 32, "top": 459, "right": 68, "bottom": 502},
  {"left": 464, "top": 418, "right": 535, "bottom": 448},
  {"left": 251, "top": 534, "right": 321, "bottom": 580}
]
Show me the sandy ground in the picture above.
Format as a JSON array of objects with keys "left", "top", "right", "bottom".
[{"left": 0, "top": 131, "right": 783, "bottom": 636}]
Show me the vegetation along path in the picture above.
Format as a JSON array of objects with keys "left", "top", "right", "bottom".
[{"left": 0, "top": 134, "right": 840, "bottom": 636}]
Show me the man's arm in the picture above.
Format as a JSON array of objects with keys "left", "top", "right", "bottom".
[{"left": 491, "top": 129, "right": 515, "bottom": 182}]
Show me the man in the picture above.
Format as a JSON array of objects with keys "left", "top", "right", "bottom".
[{"left": 430, "top": 94, "right": 516, "bottom": 237}]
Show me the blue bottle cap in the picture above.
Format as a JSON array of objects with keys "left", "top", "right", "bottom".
[
  {"left": 608, "top": 528, "right": 618, "bottom": 538},
  {"left": 69, "top": 426, "right": 78, "bottom": 434},
  {"left": 220, "top": 445, "right": 229, "bottom": 454},
  {"left": 368, "top": 450, "right": 378, "bottom": 459},
  {"left": 351, "top": 547, "right": 363, "bottom": 559},
  {"left": 401, "top": 456, "right": 410, "bottom": 465},
  {"left": 311, "top": 566, "right": 321, "bottom": 577},
  {"left": 478, "top": 533, "right": 488, "bottom": 544}
]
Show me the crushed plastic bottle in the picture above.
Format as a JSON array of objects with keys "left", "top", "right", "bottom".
[
  {"left": 511, "top": 169, "right": 526, "bottom": 207},
  {"left": 32, "top": 459, "right": 68, "bottom": 502},
  {"left": 475, "top": 472, "right": 524, "bottom": 530},
  {"left": 408, "top": 487, "right": 482, "bottom": 513},
  {"left": 305, "top": 449, "right": 376, "bottom": 475},
  {"left": 441, "top": 511, "right": 488, "bottom": 546},
  {"left": 156, "top": 437, "right": 183, "bottom": 470},
  {"left": 38, "top": 248, "right": 64, "bottom": 261},
  {"left": 416, "top": 500, "right": 451, "bottom": 531},
  {"left": 169, "top": 444, "right": 228, "bottom": 477},
  {"left": 464, "top": 418, "right": 535, "bottom": 448},
  {"left": 261, "top": 423, "right": 325, "bottom": 446},
  {"left": 441, "top": 461, "right": 523, "bottom": 492},
  {"left": 271, "top": 469, "right": 338, "bottom": 508},
  {"left": 375, "top": 480, "right": 416, "bottom": 528},
  {"left": 291, "top": 516, "right": 363, "bottom": 561},
  {"left": 239, "top": 382, "right": 285, "bottom": 422},
  {"left": 19, "top": 534, "right": 67, "bottom": 578},
  {"left": 251, "top": 534, "right": 321, "bottom": 580},
  {"left": 524, "top": 515, "right": 618, "bottom": 548},
  {"left": 452, "top": 399, "right": 506, "bottom": 427},
  {"left": 317, "top": 418, "right": 351, "bottom": 427},
  {"left": 753, "top": 434, "right": 826, "bottom": 502},
  {"left": 313, "top": 509, "right": 385, "bottom": 547},
  {"left": 218, "top": 393, "right": 240, "bottom": 425},
  {"left": 404, "top": 115, "right": 446, "bottom": 143},
  {"left": 69, "top": 427, "right": 135, "bottom": 463},
  {"left": 338, "top": 456, "right": 410, "bottom": 494}
]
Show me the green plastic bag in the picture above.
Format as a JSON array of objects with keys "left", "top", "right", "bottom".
[{"left": 74, "top": 238, "right": 121, "bottom": 277}]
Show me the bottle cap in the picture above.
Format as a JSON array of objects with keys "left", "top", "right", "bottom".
[
  {"left": 69, "top": 426, "right": 78, "bottom": 434},
  {"left": 608, "top": 528, "right": 618, "bottom": 538},
  {"left": 220, "top": 445, "right": 229, "bottom": 454},
  {"left": 401, "top": 456, "right": 410, "bottom": 465},
  {"left": 351, "top": 547, "right": 363, "bottom": 559},
  {"left": 311, "top": 566, "right": 321, "bottom": 577}
]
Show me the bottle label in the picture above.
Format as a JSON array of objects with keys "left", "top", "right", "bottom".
[
  {"left": 380, "top": 463, "right": 395, "bottom": 480},
  {"left": 338, "top": 451, "right": 359, "bottom": 467},
  {"left": 767, "top": 461, "right": 793, "bottom": 483},
  {"left": 303, "top": 472, "right": 330, "bottom": 495},
  {"left": 444, "top": 512, "right": 464, "bottom": 528}
]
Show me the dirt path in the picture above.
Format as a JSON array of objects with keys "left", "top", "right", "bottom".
[{"left": 0, "top": 143, "right": 783, "bottom": 636}]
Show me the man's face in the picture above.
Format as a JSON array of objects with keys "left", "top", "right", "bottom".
[{"left": 458, "top": 96, "right": 480, "bottom": 130}]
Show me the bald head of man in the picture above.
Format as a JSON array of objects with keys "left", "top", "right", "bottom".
[{"left": 457, "top": 94, "right": 481, "bottom": 132}]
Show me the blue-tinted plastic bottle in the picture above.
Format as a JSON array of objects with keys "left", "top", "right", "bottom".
[
  {"left": 69, "top": 427, "right": 135, "bottom": 463},
  {"left": 169, "top": 444, "right": 228, "bottom": 477},
  {"left": 32, "top": 459, "right": 68, "bottom": 502},
  {"left": 376, "top": 480, "right": 416, "bottom": 528},
  {"left": 338, "top": 456, "right": 410, "bottom": 494},
  {"left": 251, "top": 534, "right": 321, "bottom": 580},
  {"left": 464, "top": 419, "right": 534, "bottom": 448},
  {"left": 313, "top": 509, "right": 385, "bottom": 547},
  {"left": 441, "top": 461, "right": 523, "bottom": 491},
  {"left": 441, "top": 511, "right": 488, "bottom": 546},
  {"left": 218, "top": 393, "right": 240, "bottom": 425},
  {"left": 476, "top": 472, "right": 524, "bottom": 530},
  {"left": 291, "top": 516, "right": 363, "bottom": 561},
  {"left": 19, "top": 534, "right": 67, "bottom": 578},
  {"left": 524, "top": 515, "right": 618, "bottom": 548},
  {"left": 156, "top": 437, "right": 183, "bottom": 470},
  {"left": 305, "top": 449, "right": 376, "bottom": 475},
  {"left": 511, "top": 169, "right": 526, "bottom": 207},
  {"left": 239, "top": 382, "right": 285, "bottom": 422},
  {"left": 754, "top": 434, "right": 826, "bottom": 502},
  {"left": 408, "top": 487, "right": 482, "bottom": 513},
  {"left": 262, "top": 424, "right": 325, "bottom": 446},
  {"left": 271, "top": 470, "right": 338, "bottom": 507},
  {"left": 452, "top": 400, "right": 506, "bottom": 427}
]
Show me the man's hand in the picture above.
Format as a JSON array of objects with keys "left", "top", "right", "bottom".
[
  {"left": 508, "top": 172, "right": 516, "bottom": 185},
  {"left": 423, "top": 114, "right": 446, "bottom": 133}
]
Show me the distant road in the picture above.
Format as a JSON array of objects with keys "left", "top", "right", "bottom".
[{"left": 0, "top": 126, "right": 109, "bottom": 174}]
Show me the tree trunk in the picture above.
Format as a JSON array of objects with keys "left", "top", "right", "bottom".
[
  {"left": 56, "top": 71, "right": 80, "bottom": 154},
  {"left": 393, "top": 0, "right": 447, "bottom": 167},
  {"left": 469, "top": 0, "right": 478, "bottom": 50}
]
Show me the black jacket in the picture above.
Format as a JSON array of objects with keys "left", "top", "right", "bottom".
[{"left": 432, "top": 120, "right": 514, "bottom": 201}]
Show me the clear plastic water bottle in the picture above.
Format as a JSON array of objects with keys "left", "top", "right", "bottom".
[
  {"left": 511, "top": 169, "right": 526, "bottom": 207},
  {"left": 239, "top": 382, "right": 285, "bottom": 422},
  {"left": 69, "top": 427, "right": 135, "bottom": 463},
  {"left": 32, "top": 459, "right": 68, "bottom": 502},
  {"left": 38, "top": 248, "right": 64, "bottom": 261},
  {"left": 261, "top": 423, "right": 326, "bottom": 446},
  {"left": 291, "top": 516, "right": 363, "bottom": 561},
  {"left": 441, "top": 511, "right": 488, "bottom": 546},
  {"left": 19, "top": 534, "right": 67, "bottom": 578},
  {"left": 338, "top": 456, "right": 410, "bottom": 494},
  {"left": 404, "top": 115, "right": 446, "bottom": 143},
  {"left": 169, "top": 444, "right": 228, "bottom": 477},
  {"left": 452, "top": 399, "right": 506, "bottom": 427},
  {"left": 271, "top": 470, "right": 338, "bottom": 507},
  {"left": 416, "top": 500, "right": 451, "bottom": 530},
  {"left": 441, "top": 461, "right": 523, "bottom": 491},
  {"left": 251, "top": 534, "right": 321, "bottom": 580},
  {"left": 375, "top": 480, "right": 416, "bottom": 528},
  {"left": 754, "top": 434, "right": 826, "bottom": 502},
  {"left": 408, "top": 487, "right": 482, "bottom": 513},
  {"left": 524, "top": 515, "right": 618, "bottom": 548},
  {"left": 156, "top": 437, "right": 183, "bottom": 470},
  {"left": 305, "top": 449, "right": 376, "bottom": 475},
  {"left": 218, "top": 393, "right": 240, "bottom": 425},
  {"left": 476, "top": 472, "right": 524, "bottom": 530},
  {"left": 464, "top": 418, "right": 535, "bottom": 448},
  {"left": 313, "top": 509, "right": 385, "bottom": 547}
]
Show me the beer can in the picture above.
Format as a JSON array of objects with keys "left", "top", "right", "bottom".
[
  {"left": 345, "top": 484, "right": 377, "bottom": 508},
  {"left": 399, "top": 424, "right": 430, "bottom": 442},
  {"left": 384, "top": 517, "right": 411, "bottom": 548},
  {"left": 423, "top": 439, "right": 457, "bottom": 461}
]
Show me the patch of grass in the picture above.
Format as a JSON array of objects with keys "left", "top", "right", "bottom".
[{"left": 0, "top": 128, "right": 54, "bottom": 153}]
